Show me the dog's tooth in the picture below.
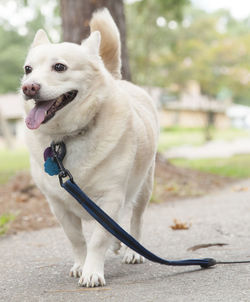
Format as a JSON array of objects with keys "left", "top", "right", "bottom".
[{"left": 55, "top": 95, "right": 63, "bottom": 106}]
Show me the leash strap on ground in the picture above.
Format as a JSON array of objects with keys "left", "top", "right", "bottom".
[
  {"left": 61, "top": 178, "right": 216, "bottom": 268},
  {"left": 48, "top": 141, "right": 250, "bottom": 269}
]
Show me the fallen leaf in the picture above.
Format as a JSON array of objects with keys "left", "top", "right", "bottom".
[
  {"left": 170, "top": 219, "right": 191, "bottom": 230},
  {"left": 165, "top": 186, "right": 177, "bottom": 192},
  {"left": 187, "top": 243, "right": 228, "bottom": 251},
  {"left": 15, "top": 193, "right": 29, "bottom": 203}
]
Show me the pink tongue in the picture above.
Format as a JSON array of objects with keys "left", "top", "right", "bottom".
[{"left": 25, "top": 100, "right": 55, "bottom": 129}]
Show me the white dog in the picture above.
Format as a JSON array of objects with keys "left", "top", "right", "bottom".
[{"left": 21, "top": 9, "right": 158, "bottom": 287}]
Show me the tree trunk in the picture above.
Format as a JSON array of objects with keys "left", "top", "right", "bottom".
[{"left": 60, "top": 0, "right": 131, "bottom": 81}]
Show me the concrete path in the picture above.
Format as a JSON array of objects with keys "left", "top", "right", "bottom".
[
  {"left": 1, "top": 180, "right": 250, "bottom": 302},
  {"left": 165, "top": 138, "right": 250, "bottom": 159}
]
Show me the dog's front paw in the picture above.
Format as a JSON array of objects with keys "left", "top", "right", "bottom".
[
  {"left": 78, "top": 271, "right": 106, "bottom": 287},
  {"left": 122, "top": 248, "right": 145, "bottom": 264},
  {"left": 70, "top": 263, "right": 83, "bottom": 278}
]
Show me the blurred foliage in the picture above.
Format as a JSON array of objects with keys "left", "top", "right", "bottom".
[
  {"left": 0, "top": 10, "right": 47, "bottom": 93},
  {"left": 0, "top": 0, "right": 59, "bottom": 94},
  {"left": 126, "top": 2, "right": 250, "bottom": 104},
  {"left": 126, "top": 0, "right": 190, "bottom": 86},
  {"left": 0, "top": 11, "right": 48, "bottom": 94},
  {"left": 1, "top": 0, "right": 250, "bottom": 105},
  {"left": 0, "top": 28, "right": 26, "bottom": 93}
]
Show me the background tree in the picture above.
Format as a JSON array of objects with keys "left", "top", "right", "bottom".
[
  {"left": 126, "top": 0, "right": 190, "bottom": 86},
  {"left": 60, "top": 0, "right": 131, "bottom": 80},
  {"left": 1, "top": 1, "right": 250, "bottom": 106},
  {"left": 0, "top": 5, "right": 56, "bottom": 94},
  {"left": 127, "top": 4, "right": 250, "bottom": 104}
]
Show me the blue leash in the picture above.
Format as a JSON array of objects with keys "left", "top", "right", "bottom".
[
  {"left": 44, "top": 141, "right": 217, "bottom": 269},
  {"left": 62, "top": 178, "right": 215, "bottom": 268}
]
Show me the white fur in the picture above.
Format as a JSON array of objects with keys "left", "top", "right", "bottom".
[{"left": 21, "top": 9, "right": 158, "bottom": 287}]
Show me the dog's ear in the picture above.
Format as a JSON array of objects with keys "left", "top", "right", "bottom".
[
  {"left": 81, "top": 31, "right": 101, "bottom": 55},
  {"left": 31, "top": 29, "right": 50, "bottom": 48}
]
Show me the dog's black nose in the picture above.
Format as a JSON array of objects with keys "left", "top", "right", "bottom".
[{"left": 22, "top": 83, "right": 40, "bottom": 97}]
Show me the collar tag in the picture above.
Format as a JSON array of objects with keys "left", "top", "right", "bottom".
[{"left": 44, "top": 147, "right": 60, "bottom": 176}]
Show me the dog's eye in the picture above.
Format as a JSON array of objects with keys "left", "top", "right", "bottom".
[
  {"left": 24, "top": 65, "right": 32, "bottom": 74},
  {"left": 53, "top": 63, "right": 67, "bottom": 72}
]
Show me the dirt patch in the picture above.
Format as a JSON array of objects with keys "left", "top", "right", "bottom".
[
  {"left": 0, "top": 172, "right": 58, "bottom": 235},
  {"left": 153, "top": 153, "right": 235, "bottom": 203},
  {"left": 0, "top": 154, "right": 235, "bottom": 235}
]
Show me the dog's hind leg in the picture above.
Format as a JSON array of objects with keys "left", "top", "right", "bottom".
[
  {"left": 122, "top": 164, "right": 155, "bottom": 264},
  {"left": 50, "top": 200, "right": 87, "bottom": 278}
]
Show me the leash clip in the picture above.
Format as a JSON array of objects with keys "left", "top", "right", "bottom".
[
  {"left": 58, "top": 169, "right": 74, "bottom": 186},
  {"left": 50, "top": 141, "right": 74, "bottom": 186},
  {"left": 58, "top": 169, "right": 74, "bottom": 187}
]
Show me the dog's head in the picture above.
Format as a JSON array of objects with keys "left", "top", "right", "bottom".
[{"left": 21, "top": 29, "right": 105, "bottom": 133}]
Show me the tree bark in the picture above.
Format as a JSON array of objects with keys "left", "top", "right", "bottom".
[{"left": 60, "top": 0, "right": 131, "bottom": 81}]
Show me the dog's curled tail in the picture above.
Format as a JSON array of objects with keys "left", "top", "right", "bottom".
[{"left": 90, "top": 8, "right": 121, "bottom": 79}]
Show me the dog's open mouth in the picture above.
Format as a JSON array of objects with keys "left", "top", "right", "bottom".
[{"left": 25, "top": 90, "right": 78, "bottom": 129}]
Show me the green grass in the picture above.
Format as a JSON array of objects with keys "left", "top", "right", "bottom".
[
  {"left": 170, "top": 154, "right": 250, "bottom": 178},
  {"left": 0, "top": 128, "right": 249, "bottom": 183},
  {"left": 0, "top": 148, "right": 30, "bottom": 184},
  {"left": 159, "top": 127, "right": 250, "bottom": 179},
  {"left": 0, "top": 213, "right": 16, "bottom": 235},
  {"left": 158, "top": 127, "right": 250, "bottom": 152}
]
